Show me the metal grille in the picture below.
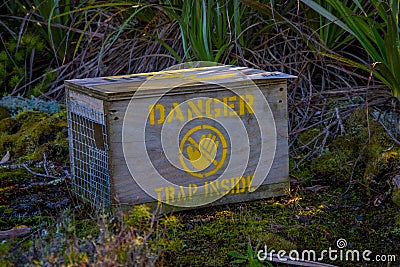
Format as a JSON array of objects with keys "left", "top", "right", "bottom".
[{"left": 67, "top": 100, "right": 111, "bottom": 206}]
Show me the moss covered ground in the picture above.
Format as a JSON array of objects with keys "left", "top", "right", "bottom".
[{"left": 0, "top": 106, "right": 399, "bottom": 266}]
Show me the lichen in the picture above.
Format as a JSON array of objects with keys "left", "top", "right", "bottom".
[{"left": 0, "top": 95, "right": 60, "bottom": 117}]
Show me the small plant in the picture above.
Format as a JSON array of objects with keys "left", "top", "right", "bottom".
[
  {"left": 18, "top": 0, "right": 78, "bottom": 63},
  {"left": 302, "top": 0, "right": 356, "bottom": 50},
  {"left": 124, "top": 204, "right": 152, "bottom": 231},
  {"left": 0, "top": 33, "right": 52, "bottom": 96},
  {"left": 164, "top": 0, "right": 247, "bottom": 63},
  {"left": 301, "top": 0, "right": 400, "bottom": 100},
  {"left": 228, "top": 243, "right": 273, "bottom": 267}
]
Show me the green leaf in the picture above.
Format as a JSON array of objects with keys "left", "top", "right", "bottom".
[
  {"left": 302, "top": 0, "right": 400, "bottom": 100},
  {"left": 230, "top": 259, "right": 247, "bottom": 264},
  {"left": 228, "top": 251, "right": 247, "bottom": 259},
  {"left": 247, "top": 243, "right": 254, "bottom": 258},
  {"left": 301, "top": 0, "right": 355, "bottom": 35}
]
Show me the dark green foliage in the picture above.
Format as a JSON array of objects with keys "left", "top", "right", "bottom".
[
  {"left": 0, "top": 33, "right": 56, "bottom": 96},
  {"left": 164, "top": 0, "right": 248, "bottom": 63},
  {"left": 302, "top": 0, "right": 400, "bottom": 99},
  {"left": 0, "top": 0, "right": 75, "bottom": 96}
]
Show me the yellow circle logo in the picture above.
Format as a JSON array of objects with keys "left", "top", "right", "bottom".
[{"left": 179, "top": 125, "right": 228, "bottom": 178}]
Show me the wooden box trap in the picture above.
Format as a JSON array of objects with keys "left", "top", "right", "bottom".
[{"left": 65, "top": 65, "right": 294, "bottom": 208}]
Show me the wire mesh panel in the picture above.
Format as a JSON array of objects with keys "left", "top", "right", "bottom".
[{"left": 67, "top": 93, "right": 111, "bottom": 207}]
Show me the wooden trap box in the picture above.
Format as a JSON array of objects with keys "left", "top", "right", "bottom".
[{"left": 65, "top": 65, "right": 294, "bottom": 208}]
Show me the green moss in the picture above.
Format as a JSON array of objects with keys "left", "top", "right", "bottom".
[
  {"left": 74, "top": 219, "right": 99, "bottom": 238},
  {"left": 22, "top": 215, "right": 51, "bottom": 227},
  {"left": 15, "top": 110, "right": 49, "bottom": 127},
  {"left": 297, "top": 128, "right": 322, "bottom": 146},
  {"left": 291, "top": 166, "right": 313, "bottom": 182},
  {"left": 253, "top": 232, "right": 296, "bottom": 251},
  {"left": 0, "top": 134, "right": 12, "bottom": 154},
  {"left": 290, "top": 158, "right": 313, "bottom": 182},
  {"left": 124, "top": 205, "right": 152, "bottom": 231},
  {"left": 0, "top": 110, "right": 68, "bottom": 162},
  {"left": 35, "top": 141, "right": 69, "bottom": 163},
  {"left": 0, "top": 242, "right": 13, "bottom": 267},
  {"left": 157, "top": 205, "right": 297, "bottom": 266},
  {"left": 0, "top": 117, "right": 19, "bottom": 134},
  {"left": 2, "top": 181, "right": 397, "bottom": 267},
  {"left": 162, "top": 215, "right": 183, "bottom": 229},
  {"left": 0, "top": 106, "right": 10, "bottom": 120},
  {"left": 0, "top": 169, "right": 33, "bottom": 181},
  {"left": 0, "top": 186, "right": 15, "bottom": 204},
  {"left": 310, "top": 108, "right": 396, "bottom": 183},
  {"left": 50, "top": 109, "right": 66, "bottom": 120},
  {"left": 364, "top": 152, "right": 400, "bottom": 180},
  {"left": 311, "top": 149, "right": 352, "bottom": 181},
  {"left": 392, "top": 190, "right": 400, "bottom": 206}
]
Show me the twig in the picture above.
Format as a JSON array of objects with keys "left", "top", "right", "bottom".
[
  {"left": 43, "top": 152, "right": 50, "bottom": 176},
  {"left": 0, "top": 15, "right": 105, "bottom": 38},
  {"left": 21, "top": 163, "right": 60, "bottom": 180},
  {"left": 21, "top": 182, "right": 59, "bottom": 191},
  {"left": 335, "top": 107, "right": 346, "bottom": 135},
  {"left": 0, "top": 226, "right": 31, "bottom": 239}
]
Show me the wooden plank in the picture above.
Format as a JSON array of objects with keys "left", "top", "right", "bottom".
[
  {"left": 69, "top": 90, "right": 104, "bottom": 114},
  {"left": 140, "top": 182, "right": 289, "bottom": 212},
  {"left": 106, "top": 82, "right": 288, "bottom": 206},
  {"left": 66, "top": 74, "right": 292, "bottom": 101}
]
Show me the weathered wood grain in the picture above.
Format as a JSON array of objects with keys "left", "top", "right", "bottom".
[{"left": 65, "top": 66, "right": 292, "bottom": 209}]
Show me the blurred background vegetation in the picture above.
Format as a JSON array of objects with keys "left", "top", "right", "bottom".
[{"left": 2, "top": 0, "right": 400, "bottom": 152}]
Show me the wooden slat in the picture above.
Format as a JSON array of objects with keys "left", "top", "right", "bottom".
[{"left": 65, "top": 66, "right": 294, "bottom": 101}]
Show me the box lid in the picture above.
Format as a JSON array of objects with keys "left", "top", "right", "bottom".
[{"left": 65, "top": 65, "right": 296, "bottom": 101}]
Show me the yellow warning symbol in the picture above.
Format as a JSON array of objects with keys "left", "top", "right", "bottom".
[{"left": 179, "top": 125, "right": 228, "bottom": 178}]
